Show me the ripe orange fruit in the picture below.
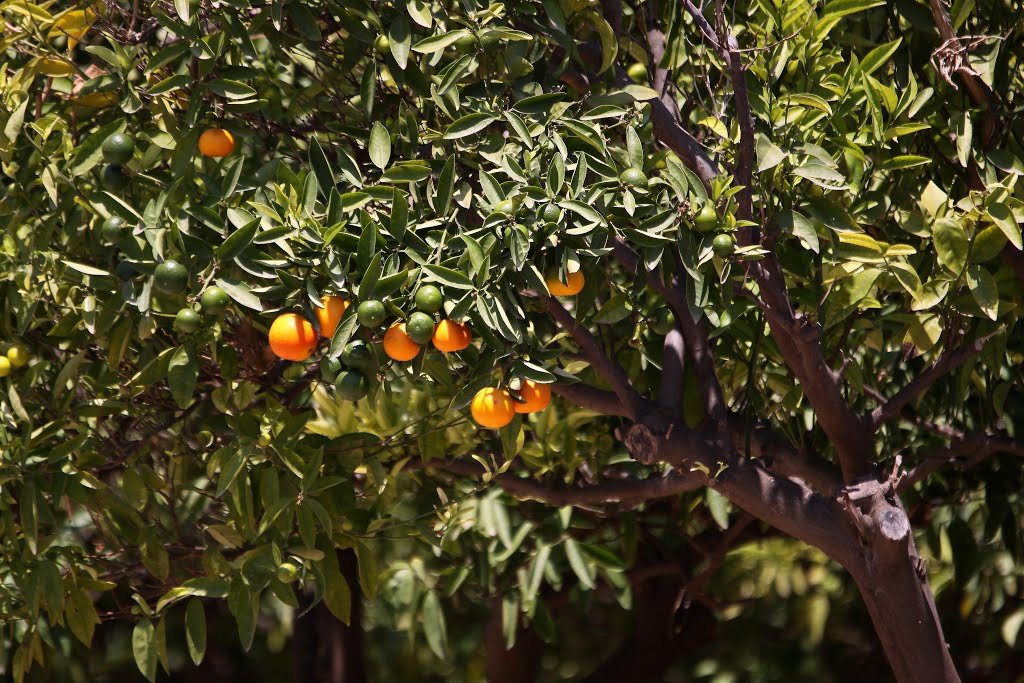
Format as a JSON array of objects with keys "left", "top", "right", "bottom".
[
  {"left": 383, "top": 322, "right": 421, "bottom": 361},
  {"left": 432, "top": 320, "right": 472, "bottom": 352},
  {"left": 314, "top": 295, "right": 349, "bottom": 338},
  {"left": 471, "top": 388, "right": 515, "bottom": 429},
  {"left": 513, "top": 380, "right": 551, "bottom": 414},
  {"left": 546, "top": 271, "right": 584, "bottom": 296},
  {"left": 268, "top": 313, "right": 318, "bottom": 361},
  {"left": 198, "top": 128, "right": 235, "bottom": 157}
]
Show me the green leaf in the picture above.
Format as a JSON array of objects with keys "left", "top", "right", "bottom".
[
  {"left": 558, "top": 199, "right": 605, "bottom": 224},
  {"left": 1002, "top": 609, "right": 1024, "bottom": 647},
  {"left": 206, "top": 79, "right": 257, "bottom": 100},
  {"left": 412, "top": 30, "right": 471, "bottom": 54},
  {"left": 148, "top": 74, "right": 190, "bottom": 96},
  {"left": 321, "top": 547, "right": 352, "bottom": 624},
  {"left": 966, "top": 265, "right": 998, "bottom": 320},
  {"left": 591, "top": 12, "right": 617, "bottom": 73},
  {"left": 308, "top": 138, "right": 335, "bottom": 197},
  {"left": 174, "top": 0, "right": 190, "bottom": 23},
  {"left": 435, "top": 155, "right": 455, "bottom": 216},
  {"left": 777, "top": 210, "right": 819, "bottom": 252},
  {"left": 185, "top": 598, "right": 206, "bottom": 665},
  {"left": 564, "top": 538, "right": 594, "bottom": 589},
  {"left": 932, "top": 218, "right": 969, "bottom": 274},
  {"left": 756, "top": 134, "right": 786, "bottom": 173},
  {"left": 66, "top": 588, "right": 100, "bottom": 647},
  {"left": 859, "top": 38, "right": 901, "bottom": 77},
  {"left": 214, "top": 278, "right": 263, "bottom": 311},
  {"left": 987, "top": 201, "right": 1023, "bottom": 249},
  {"left": 424, "top": 264, "right": 475, "bottom": 290},
  {"left": 706, "top": 488, "right": 731, "bottom": 529},
  {"left": 443, "top": 113, "right": 496, "bottom": 139},
  {"left": 382, "top": 162, "right": 431, "bottom": 183},
  {"left": 132, "top": 620, "right": 158, "bottom": 683},
  {"left": 369, "top": 123, "right": 391, "bottom": 170},
  {"left": 421, "top": 590, "right": 449, "bottom": 659},
  {"left": 956, "top": 112, "right": 973, "bottom": 168},
  {"left": 64, "top": 261, "right": 111, "bottom": 277},
  {"left": 821, "top": 0, "right": 885, "bottom": 19},
  {"left": 390, "top": 189, "right": 409, "bottom": 239},
  {"left": 387, "top": 14, "right": 411, "bottom": 70},
  {"left": 217, "top": 217, "right": 260, "bottom": 261},
  {"left": 879, "top": 155, "right": 932, "bottom": 171},
  {"left": 167, "top": 345, "right": 198, "bottom": 410}
]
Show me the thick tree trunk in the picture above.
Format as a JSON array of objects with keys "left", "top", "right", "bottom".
[
  {"left": 292, "top": 549, "right": 367, "bottom": 683},
  {"left": 848, "top": 500, "right": 961, "bottom": 683}
]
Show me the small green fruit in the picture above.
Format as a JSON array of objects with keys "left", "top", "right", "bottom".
[
  {"left": 276, "top": 562, "right": 300, "bottom": 583},
  {"left": 414, "top": 285, "right": 444, "bottom": 313},
  {"left": 541, "top": 204, "right": 561, "bottom": 223},
  {"left": 102, "top": 133, "right": 135, "bottom": 165},
  {"left": 340, "top": 340, "right": 373, "bottom": 370},
  {"left": 357, "top": 300, "right": 387, "bottom": 327},
  {"left": 101, "top": 215, "right": 127, "bottom": 243},
  {"left": 712, "top": 233, "right": 736, "bottom": 257},
  {"left": 101, "top": 164, "right": 129, "bottom": 191},
  {"left": 374, "top": 34, "right": 390, "bottom": 53},
  {"left": 627, "top": 62, "right": 647, "bottom": 83},
  {"left": 335, "top": 370, "right": 369, "bottom": 401},
  {"left": 173, "top": 307, "right": 202, "bottom": 334},
  {"left": 406, "top": 312, "right": 435, "bottom": 345},
  {"left": 320, "top": 356, "right": 343, "bottom": 382},
  {"left": 154, "top": 260, "right": 189, "bottom": 295},
  {"left": 619, "top": 168, "right": 648, "bottom": 189},
  {"left": 652, "top": 309, "right": 676, "bottom": 335},
  {"left": 494, "top": 199, "right": 517, "bottom": 216},
  {"left": 693, "top": 204, "right": 718, "bottom": 233},
  {"left": 200, "top": 286, "right": 230, "bottom": 316}
]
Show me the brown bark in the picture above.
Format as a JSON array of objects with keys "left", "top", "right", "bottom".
[{"left": 850, "top": 502, "right": 961, "bottom": 683}]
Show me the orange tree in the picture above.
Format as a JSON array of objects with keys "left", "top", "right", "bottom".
[{"left": 1, "top": 0, "right": 1024, "bottom": 681}]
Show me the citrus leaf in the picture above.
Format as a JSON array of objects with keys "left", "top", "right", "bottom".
[
  {"left": 932, "top": 217, "right": 969, "bottom": 274},
  {"left": 369, "top": 122, "right": 391, "bottom": 170},
  {"left": 443, "top": 113, "right": 496, "bottom": 139},
  {"left": 966, "top": 265, "right": 998, "bottom": 320}
]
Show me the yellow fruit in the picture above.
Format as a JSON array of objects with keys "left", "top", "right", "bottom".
[
  {"left": 513, "top": 380, "right": 551, "bottom": 414},
  {"left": 546, "top": 271, "right": 584, "bottom": 296},
  {"left": 314, "top": 295, "right": 349, "bottom": 338},
  {"left": 198, "top": 128, "right": 235, "bottom": 157},
  {"left": 383, "top": 323, "right": 421, "bottom": 361},
  {"left": 471, "top": 388, "right": 516, "bottom": 429},
  {"left": 432, "top": 320, "right": 472, "bottom": 352},
  {"left": 0, "top": 357, "right": 10, "bottom": 377},
  {"left": 268, "top": 313, "right": 318, "bottom": 361},
  {"left": 6, "top": 345, "right": 29, "bottom": 368}
]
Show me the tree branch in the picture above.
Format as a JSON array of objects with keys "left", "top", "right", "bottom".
[
  {"left": 540, "top": 293, "right": 649, "bottom": 420},
  {"left": 681, "top": 2, "right": 873, "bottom": 481},
  {"left": 927, "top": 0, "right": 1000, "bottom": 147},
  {"left": 414, "top": 458, "right": 703, "bottom": 506},
  {"left": 659, "top": 327, "right": 686, "bottom": 416},
  {"left": 899, "top": 433, "right": 1024, "bottom": 492},
  {"left": 610, "top": 239, "right": 726, "bottom": 425},
  {"left": 623, "top": 423, "right": 860, "bottom": 569},
  {"left": 870, "top": 329, "right": 1001, "bottom": 430},
  {"left": 725, "top": 414, "right": 842, "bottom": 495},
  {"left": 550, "top": 382, "right": 628, "bottom": 417}
]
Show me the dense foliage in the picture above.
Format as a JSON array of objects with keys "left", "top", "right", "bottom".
[{"left": 1, "top": 0, "right": 1023, "bottom": 681}]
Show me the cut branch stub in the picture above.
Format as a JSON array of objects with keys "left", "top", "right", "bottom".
[
  {"left": 875, "top": 505, "right": 911, "bottom": 542},
  {"left": 625, "top": 423, "right": 664, "bottom": 465}
]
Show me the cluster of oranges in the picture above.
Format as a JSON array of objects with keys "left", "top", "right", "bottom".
[{"left": 264, "top": 269, "right": 585, "bottom": 428}]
